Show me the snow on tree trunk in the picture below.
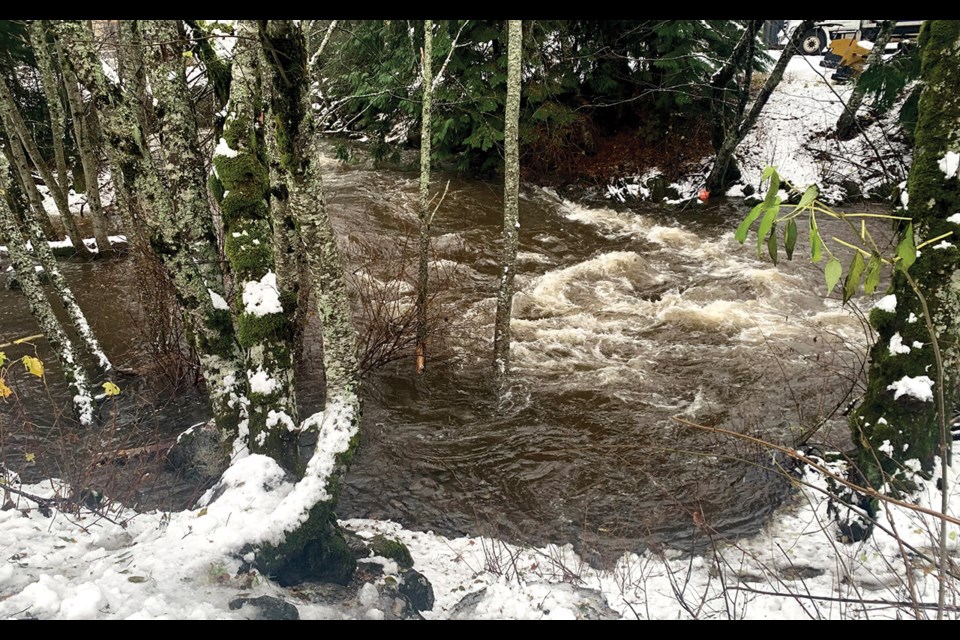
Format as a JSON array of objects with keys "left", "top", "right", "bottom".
[
  {"left": 852, "top": 21, "right": 960, "bottom": 491},
  {"left": 705, "top": 20, "right": 815, "bottom": 195},
  {"left": 54, "top": 19, "right": 245, "bottom": 439},
  {"left": 416, "top": 19, "right": 433, "bottom": 375},
  {"left": 0, "top": 154, "right": 95, "bottom": 426},
  {"left": 244, "top": 19, "right": 361, "bottom": 585},
  {"left": 4, "top": 138, "right": 58, "bottom": 241},
  {"left": 214, "top": 20, "right": 300, "bottom": 470},
  {"left": 835, "top": 20, "right": 896, "bottom": 141},
  {"left": 493, "top": 19, "right": 522, "bottom": 380},
  {"left": 0, "top": 69, "right": 90, "bottom": 258},
  {"left": 9, "top": 174, "right": 114, "bottom": 373}
]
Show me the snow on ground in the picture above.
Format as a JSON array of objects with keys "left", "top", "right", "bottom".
[
  {"left": 1, "top": 445, "right": 959, "bottom": 619},
  {"left": 608, "top": 51, "right": 911, "bottom": 204}
]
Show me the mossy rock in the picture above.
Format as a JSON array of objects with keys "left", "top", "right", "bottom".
[{"left": 368, "top": 534, "right": 414, "bottom": 570}]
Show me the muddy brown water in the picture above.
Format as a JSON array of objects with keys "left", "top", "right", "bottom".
[{"left": 0, "top": 147, "right": 887, "bottom": 565}]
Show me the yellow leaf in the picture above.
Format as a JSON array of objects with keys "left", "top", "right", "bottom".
[
  {"left": 22, "top": 356, "right": 43, "bottom": 378},
  {"left": 197, "top": 507, "right": 208, "bottom": 518},
  {"left": 24, "top": 452, "right": 35, "bottom": 463},
  {"left": 0, "top": 351, "right": 7, "bottom": 367},
  {"left": 103, "top": 382, "right": 121, "bottom": 397},
  {"left": 0, "top": 378, "right": 10, "bottom": 399}
]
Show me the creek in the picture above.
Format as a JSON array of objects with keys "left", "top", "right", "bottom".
[{"left": 0, "top": 148, "right": 884, "bottom": 565}]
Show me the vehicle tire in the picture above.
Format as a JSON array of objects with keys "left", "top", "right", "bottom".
[{"left": 800, "top": 29, "right": 826, "bottom": 55}]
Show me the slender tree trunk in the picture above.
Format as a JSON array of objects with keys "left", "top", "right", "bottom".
[
  {"left": 709, "top": 20, "right": 763, "bottom": 153},
  {"left": 0, "top": 154, "right": 95, "bottom": 426},
  {"left": 835, "top": 20, "right": 896, "bottom": 140},
  {"left": 415, "top": 20, "right": 433, "bottom": 375},
  {"left": 705, "top": 20, "right": 815, "bottom": 194},
  {"left": 62, "top": 66, "right": 113, "bottom": 256},
  {"left": 27, "top": 20, "right": 69, "bottom": 241},
  {"left": 4, "top": 139, "right": 58, "bottom": 240},
  {"left": 493, "top": 20, "right": 523, "bottom": 380},
  {"left": 0, "top": 71, "right": 91, "bottom": 258},
  {"left": 9, "top": 164, "right": 114, "bottom": 373},
  {"left": 852, "top": 21, "right": 960, "bottom": 490}
]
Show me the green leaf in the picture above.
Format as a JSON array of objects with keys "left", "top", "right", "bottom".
[
  {"left": 897, "top": 223, "right": 916, "bottom": 272},
  {"left": 785, "top": 219, "right": 798, "bottom": 260},
  {"left": 864, "top": 254, "right": 882, "bottom": 294},
  {"left": 798, "top": 185, "right": 818, "bottom": 210},
  {"left": 843, "top": 251, "right": 867, "bottom": 302},
  {"left": 767, "top": 223, "right": 779, "bottom": 265},
  {"left": 756, "top": 204, "right": 779, "bottom": 258},
  {"left": 763, "top": 174, "right": 781, "bottom": 210},
  {"left": 761, "top": 166, "right": 776, "bottom": 181},
  {"left": 810, "top": 216, "right": 822, "bottom": 263},
  {"left": 825, "top": 258, "right": 842, "bottom": 296},
  {"left": 735, "top": 203, "right": 764, "bottom": 244}
]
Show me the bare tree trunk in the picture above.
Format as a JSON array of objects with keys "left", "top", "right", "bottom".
[
  {"left": 238, "top": 18, "right": 361, "bottom": 586},
  {"left": 415, "top": 19, "right": 433, "bottom": 375},
  {"left": 61, "top": 66, "right": 113, "bottom": 256},
  {"left": 10, "top": 169, "right": 114, "bottom": 374},
  {"left": 708, "top": 20, "right": 763, "bottom": 190},
  {"left": 835, "top": 20, "right": 896, "bottom": 140},
  {"left": 705, "top": 20, "right": 815, "bottom": 195},
  {"left": 27, "top": 21, "right": 69, "bottom": 240},
  {"left": 0, "top": 71, "right": 91, "bottom": 258},
  {"left": 493, "top": 19, "right": 522, "bottom": 380},
  {"left": 0, "top": 154, "right": 95, "bottom": 425}
]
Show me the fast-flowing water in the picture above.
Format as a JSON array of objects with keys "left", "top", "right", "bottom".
[{"left": 0, "top": 146, "right": 882, "bottom": 565}]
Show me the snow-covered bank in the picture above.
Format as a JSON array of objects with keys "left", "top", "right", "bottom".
[
  {"left": 1, "top": 445, "right": 957, "bottom": 619},
  {"left": 608, "top": 51, "right": 911, "bottom": 205}
]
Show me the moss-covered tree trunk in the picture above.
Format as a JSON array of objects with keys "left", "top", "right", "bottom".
[
  {"left": 415, "top": 19, "right": 433, "bottom": 375},
  {"left": 214, "top": 20, "right": 299, "bottom": 469},
  {"left": 0, "top": 153, "right": 95, "bottom": 425},
  {"left": 249, "top": 18, "right": 361, "bottom": 586},
  {"left": 705, "top": 20, "right": 814, "bottom": 195},
  {"left": 54, "top": 20, "right": 245, "bottom": 439},
  {"left": 852, "top": 21, "right": 960, "bottom": 492},
  {"left": 835, "top": 20, "right": 896, "bottom": 141},
  {"left": 493, "top": 19, "right": 522, "bottom": 380}
]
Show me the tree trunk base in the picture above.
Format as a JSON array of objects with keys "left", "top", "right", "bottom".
[{"left": 254, "top": 502, "right": 356, "bottom": 586}]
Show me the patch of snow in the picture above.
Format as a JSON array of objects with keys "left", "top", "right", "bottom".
[
  {"left": 887, "top": 375, "right": 934, "bottom": 402},
  {"left": 214, "top": 137, "right": 238, "bottom": 159},
  {"left": 208, "top": 288, "right": 230, "bottom": 311},
  {"left": 242, "top": 272, "right": 282, "bottom": 316},
  {"left": 248, "top": 367, "right": 277, "bottom": 395},
  {"left": 939, "top": 151, "right": 959, "bottom": 179},
  {"left": 874, "top": 294, "right": 897, "bottom": 313},
  {"left": 888, "top": 332, "right": 911, "bottom": 355}
]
